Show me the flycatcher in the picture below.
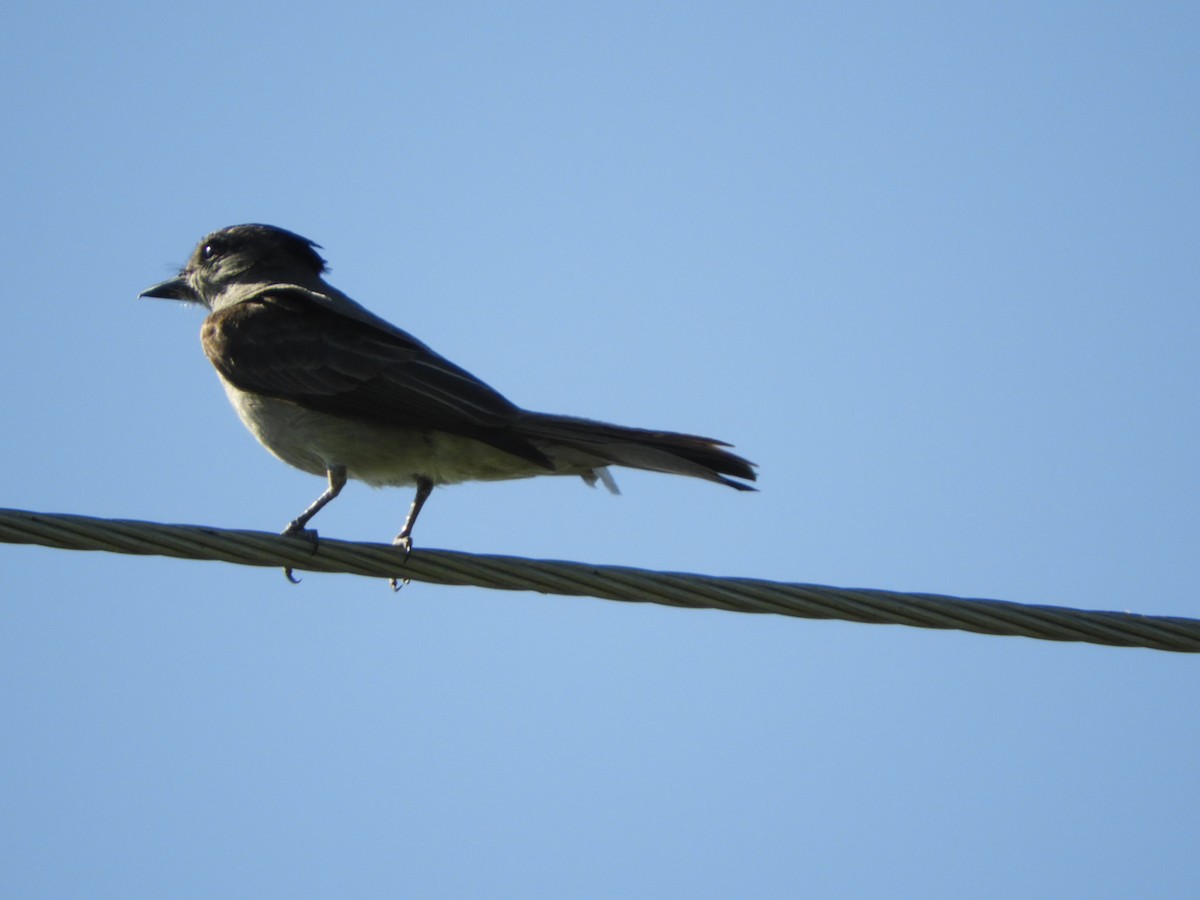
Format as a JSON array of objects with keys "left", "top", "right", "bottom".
[{"left": 141, "top": 224, "right": 756, "bottom": 569}]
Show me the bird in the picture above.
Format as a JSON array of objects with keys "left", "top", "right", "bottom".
[{"left": 140, "top": 224, "right": 756, "bottom": 578}]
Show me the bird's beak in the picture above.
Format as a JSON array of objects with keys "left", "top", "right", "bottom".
[{"left": 139, "top": 275, "right": 200, "bottom": 303}]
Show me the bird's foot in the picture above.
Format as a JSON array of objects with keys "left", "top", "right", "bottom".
[
  {"left": 281, "top": 524, "right": 321, "bottom": 584},
  {"left": 283, "top": 521, "right": 320, "bottom": 543},
  {"left": 389, "top": 534, "right": 415, "bottom": 591}
]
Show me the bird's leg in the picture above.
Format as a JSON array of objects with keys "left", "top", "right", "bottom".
[
  {"left": 284, "top": 465, "right": 348, "bottom": 537},
  {"left": 390, "top": 477, "right": 433, "bottom": 591},
  {"left": 393, "top": 477, "right": 433, "bottom": 557},
  {"left": 281, "top": 465, "right": 347, "bottom": 583}
]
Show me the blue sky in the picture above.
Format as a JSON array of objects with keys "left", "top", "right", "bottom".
[{"left": 2, "top": 3, "right": 1197, "bottom": 897}]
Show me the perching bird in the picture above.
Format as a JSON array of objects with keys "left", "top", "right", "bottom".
[{"left": 141, "top": 224, "right": 756, "bottom": 574}]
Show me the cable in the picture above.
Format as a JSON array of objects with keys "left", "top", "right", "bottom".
[{"left": 1, "top": 507, "right": 1196, "bottom": 652}]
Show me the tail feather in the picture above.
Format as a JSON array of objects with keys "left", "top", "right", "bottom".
[{"left": 518, "top": 412, "right": 757, "bottom": 491}]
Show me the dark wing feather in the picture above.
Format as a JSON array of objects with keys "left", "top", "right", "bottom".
[{"left": 201, "top": 289, "right": 553, "bottom": 467}]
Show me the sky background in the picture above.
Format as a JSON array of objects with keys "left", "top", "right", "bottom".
[{"left": 1, "top": 2, "right": 1198, "bottom": 897}]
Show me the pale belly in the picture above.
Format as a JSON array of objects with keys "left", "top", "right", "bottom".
[{"left": 219, "top": 379, "right": 569, "bottom": 487}]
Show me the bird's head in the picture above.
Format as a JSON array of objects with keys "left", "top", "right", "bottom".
[{"left": 139, "top": 223, "right": 327, "bottom": 309}]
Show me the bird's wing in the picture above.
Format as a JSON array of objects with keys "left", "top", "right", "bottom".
[{"left": 201, "top": 288, "right": 553, "bottom": 467}]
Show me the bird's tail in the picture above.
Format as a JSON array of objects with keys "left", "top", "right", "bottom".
[{"left": 517, "top": 412, "right": 757, "bottom": 491}]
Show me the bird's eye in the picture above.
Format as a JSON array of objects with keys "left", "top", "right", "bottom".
[{"left": 201, "top": 242, "right": 219, "bottom": 261}]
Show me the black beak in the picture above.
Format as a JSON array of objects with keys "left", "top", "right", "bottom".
[{"left": 139, "top": 275, "right": 200, "bottom": 303}]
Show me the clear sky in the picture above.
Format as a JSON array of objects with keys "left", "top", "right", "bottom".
[{"left": 2, "top": 3, "right": 1197, "bottom": 897}]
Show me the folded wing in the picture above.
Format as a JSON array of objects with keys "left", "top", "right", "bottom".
[{"left": 201, "top": 288, "right": 554, "bottom": 468}]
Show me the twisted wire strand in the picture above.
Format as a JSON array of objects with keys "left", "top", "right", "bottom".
[{"left": 1, "top": 507, "right": 1197, "bottom": 653}]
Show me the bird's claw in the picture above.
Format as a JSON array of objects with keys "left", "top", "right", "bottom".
[
  {"left": 281, "top": 525, "right": 321, "bottom": 584},
  {"left": 389, "top": 534, "right": 415, "bottom": 591}
]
